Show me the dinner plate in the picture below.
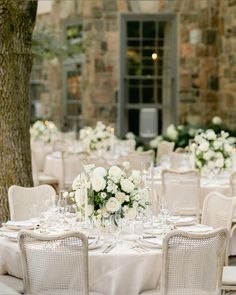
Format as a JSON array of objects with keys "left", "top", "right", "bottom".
[{"left": 137, "top": 237, "right": 162, "bottom": 249}]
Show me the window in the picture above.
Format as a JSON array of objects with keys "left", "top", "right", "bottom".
[
  {"left": 119, "top": 14, "right": 178, "bottom": 138},
  {"left": 63, "top": 20, "right": 84, "bottom": 131}
]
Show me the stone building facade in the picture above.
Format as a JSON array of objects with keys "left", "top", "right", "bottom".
[{"left": 32, "top": 0, "right": 236, "bottom": 137}]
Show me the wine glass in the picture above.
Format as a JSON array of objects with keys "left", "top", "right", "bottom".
[{"left": 114, "top": 211, "right": 125, "bottom": 242}]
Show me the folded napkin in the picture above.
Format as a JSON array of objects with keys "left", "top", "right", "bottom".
[
  {"left": 4, "top": 220, "right": 35, "bottom": 230},
  {"left": 142, "top": 237, "right": 162, "bottom": 245},
  {"left": 2, "top": 231, "right": 18, "bottom": 242},
  {"left": 177, "top": 225, "right": 213, "bottom": 233},
  {"left": 173, "top": 217, "right": 197, "bottom": 226}
]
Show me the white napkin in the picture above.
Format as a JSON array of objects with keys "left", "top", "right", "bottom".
[
  {"left": 5, "top": 220, "right": 34, "bottom": 229},
  {"left": 2, "top": 232, "right": 18, "bottom": 241},
  {"left": 141, "top": 237, "right": 163, "bottom": 248},
  {"left": 177, "top": 225, "right": 213, "bottom": 232}
]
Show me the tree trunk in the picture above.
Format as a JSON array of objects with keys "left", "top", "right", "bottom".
[{"left": 0, "top": 0, "right": 37, "bottom": 222}]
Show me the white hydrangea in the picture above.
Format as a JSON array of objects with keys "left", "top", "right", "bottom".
[{"left": 166, "top": 124, "right": 178, "bottom": 140}]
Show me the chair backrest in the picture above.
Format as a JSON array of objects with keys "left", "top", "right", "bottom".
[
  {"left": 201, "top": 192, "right": 236, "bottom": 231},
  {"left": 161, "top": 169, "right": 200, "bottom": 217},
  {"left": 18, "top": 231, "right": 89, "bottom": 295},
  {"left": 169, "top": 152, "right": 191, "bottom": 170},
  {"left": 230, "top": 172, "right": 236, "bottom": 197},
  {"left": 161, "top": 228, "right": 228, "bottom": 295},
  {"left": 53, "top": 140, "right": 67, "bottom": 152},
  {"left": 8, "top": 185, "right": 56, "bottom": 221},
  {"left": 122, "top": 150, "right": 154, "bottom": 171},
  {"left": 157, "top": 141, "right": 175, "bottom": 165}
]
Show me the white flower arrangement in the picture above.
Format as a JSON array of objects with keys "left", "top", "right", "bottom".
[
  {"left": 79, "top": 121, "right": 113, "bottom": 151},
  {"left": 66, "top": 164, "right": 149, "bottom": 222},
  {"left": 194, "top": 129, "right": 233, "bottom": 174},
  {"left": 30, "top": 120, "right": 58, "bottom": 142}
]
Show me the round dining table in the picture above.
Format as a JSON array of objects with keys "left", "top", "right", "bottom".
[{"left": 0, "top": 236, "right": 162, "bottom": 295}]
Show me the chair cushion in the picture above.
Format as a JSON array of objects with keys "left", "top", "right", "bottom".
[
  {"left": 0, "top": 281, "right": 21, "bottom": 294},
  {"left": 0, "top": 275, "right": 23, "bottom": 294},
  {"left": 222, "top": 266, "right": 236, "bottom": 286}
]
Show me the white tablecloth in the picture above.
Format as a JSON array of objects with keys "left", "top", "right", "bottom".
[{"left": 0, "top": 237, "right": 162, "bottom": 295}]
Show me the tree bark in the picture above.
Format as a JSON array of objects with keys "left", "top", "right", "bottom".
[{"left": 0, "top": 0, "right": 37, "bottom": 222}]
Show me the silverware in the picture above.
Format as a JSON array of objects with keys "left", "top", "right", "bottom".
[
  {"left": 103, "top": 242, "right": 116, "bottom": 253},
  {"left": 105, "top": 243, "right": 116, "bottom": 253}
]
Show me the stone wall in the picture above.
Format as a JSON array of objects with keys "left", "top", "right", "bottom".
[{"left": 33, "top": 0, "right": 236, "bottom": 131}]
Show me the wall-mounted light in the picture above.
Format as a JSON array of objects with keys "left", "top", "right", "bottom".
[{"left": 152, "top": 53, "right": 158, "bottom": 60}]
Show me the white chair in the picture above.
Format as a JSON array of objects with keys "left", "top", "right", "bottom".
[
  {"left": 32, "top": 150, "right": 59, "bottom": 190},
  {"left": 0, "top": 275, "right": 23, "bottom": 294},
  {"left": 156, "top": 141, "right": 175, "bottom": 165},
  {"left": 161, "top": 169, "right": 200, "bottom": 218},
  {"left": 201, "top": 192, "right": 236, "bottom": 232},
  {"left": 122, "top": 150, "right": 154, "bottom": 171},
  {"left": 230, "top": 171, "right": 236, "bottom": 197},
  {"left": 8, "top": 185, "right": 56, "bottom": 221},
  {"left": 169, "top": 152, "right": 191, "bottom": 170},
  {"left": 140, "top": 228, "right": 228, "bottom": 295},
  {"left": 18, "top": 231, "right": 103, "bottom": 295}
]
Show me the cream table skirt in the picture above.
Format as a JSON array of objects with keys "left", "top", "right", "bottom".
[{"left": 0, "top": 237, "right": 162, "bottom": 295}]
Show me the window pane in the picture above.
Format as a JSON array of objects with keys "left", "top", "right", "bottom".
[
  {"left": 142, "top": 79, "right": 154, "bottom": 87},
  {"left": 128, "top": 87, "right": 140, "bottom": 103},
  {"left": 67, "top": 103, "right": 81, "bottom": 116},
  {"left": 127, "top": 40, "right": 140, "bottom": 47},
  {"left": 158, "top": 22, "right": 165, "bottom": 38},
  {"left": 143, "top": 22, "right": 155, "bottom": 38},
  {"left": 142, "top": 67, "right": 154, "bottom": 76},
  {"left": 128, "top": 109, "right": 139, "bottom": 135},
  {"left": 127, "top": 21, "right": 140, "bottom": 38},
  {"left": 142, "top": 87, "right": 154, "bottom": 103}
]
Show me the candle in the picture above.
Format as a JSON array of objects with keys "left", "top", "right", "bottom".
[{"left": 233, "top": 148, "right": 236, "bottom": 171}]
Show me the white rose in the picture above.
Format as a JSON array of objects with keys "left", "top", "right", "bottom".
[
  {"left": 213, "top": 140, "right": 222, "bottom": 150},
  {"left": 127, "top": 208, "right": 137, "bottom": 220},
  {"left": 224, "top": 143, "right": 233, "bottom": 153},
  {"left": 115, "top": 192, "right": 126, "bottom": 204},
  {"left": 125, "top": 195, "right": 130, "bottom": 202},
  {"left": 166, "top": 124, "right": 178, "bottom": 140},
  {"left": 93, "top": 167, "right": 107, "bottom": 178},
  {"left": 120, "top": 178, "right": 135, "bottom": 193},
  {"left": 225, "top": 158, "right": 232, "bottom": 169},
  {"left": 125, "top": 132, "right": 135, "bottom": 140},
  {"left": 106, "top": 197, "right": 121, "bottom": 213},
  {"left": 69, "top": 192, "right": 74, "bottom": 197},
  {"left": 215, "top": 158, "right": 224, "bottom": 168},
  {"left": 199, "top": 141, "right": 209, "bottom": 152},
  {"left": 130, "top": 170, "right": 141, "bottom": 185},
  {"left": 92, "top": 176, "right": 106, "bottom": 192},
  {"left": 212, "top": 116, "right": 222, "bottom": 125},
  {"left": 203, "top": 150, "right": 213, "bottom": 161},
  {"left": 194, "top": 135, "right": 204, "bottom": 144},
  {"left": 206, "top": 129, "right": 216, "bottom": 140},
  {"left": 108, "top": 166, "right": 123, "bottom": 183}
]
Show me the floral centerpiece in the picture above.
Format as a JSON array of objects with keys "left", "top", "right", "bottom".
[
  {"left": 30, "top": 120, "right": 58, "bottom": 142},
  {"left": 193, "top": 129, "right": 233, "bottom": 175},
  {"left": 65, "top": 164, "right": 149, "bottom": 223},
  {"left": 79, "top": 121, "right": 114, "bottom": 151}
]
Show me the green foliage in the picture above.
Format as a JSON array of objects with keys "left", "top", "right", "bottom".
[{"left": 32, "top": 26, "right": 86, "bottom": 60}]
